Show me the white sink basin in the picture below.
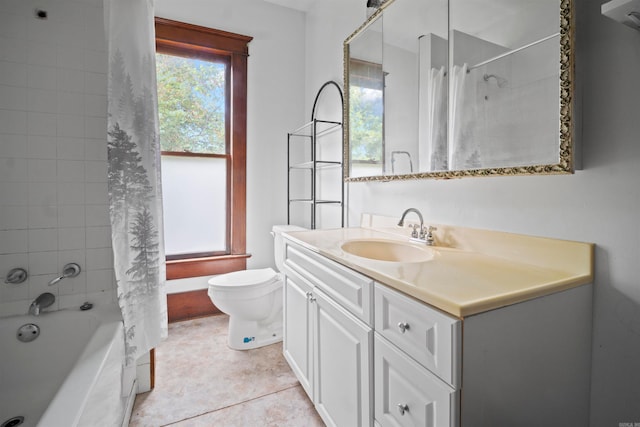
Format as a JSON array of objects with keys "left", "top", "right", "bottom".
[{"left": 340, "top": 239, "right": 435, "bottom": 263}]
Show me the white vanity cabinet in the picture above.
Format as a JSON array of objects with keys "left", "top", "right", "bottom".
[
  {"left": 283, "top": 240, "right": 374, "bottom": 427},
  {"left": 375, "top": 280, "right": 592, "bottom": 427},
  {"left": 282, "top": 237, "right": 593, "bottom": 427}
]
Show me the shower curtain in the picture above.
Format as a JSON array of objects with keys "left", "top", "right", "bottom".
[
  {"left": 105, "top": 0, "right": 167, "bottom": 365},
  {"left": 426, "top": 66, "right": 447, "bottom": 171},
  {"left": 449, "top": 63, "right": 481, "bottom": 170}
]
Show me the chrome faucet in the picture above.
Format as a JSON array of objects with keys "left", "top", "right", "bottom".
[
  {"left": 29, "top": 292, "right": 55, "bottom": 316},
  {"left": 398, "top": 208, "right": 424, "bottom": 238},
  {"left": 397, "top": 208, "right": 437, "bottom": 245}
]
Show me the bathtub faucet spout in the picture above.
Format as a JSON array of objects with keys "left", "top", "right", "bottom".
[{"left": 29, "top": 292, "right": 55, "bottom": 316}]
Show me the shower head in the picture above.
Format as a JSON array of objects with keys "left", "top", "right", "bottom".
[{"left": 483, "top": 73, "right": 508, "bottom": 88}]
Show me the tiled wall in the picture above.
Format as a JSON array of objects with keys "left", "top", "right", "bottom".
[{"left": 0, "top": 0, "right": 115, "bottom": 316}]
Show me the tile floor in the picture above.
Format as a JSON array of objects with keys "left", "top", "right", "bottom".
[{"left": 129, "top": 315, "right": 325, "bottom": 427}]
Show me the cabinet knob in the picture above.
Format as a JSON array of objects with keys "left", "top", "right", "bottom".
[
  {"left": 306, "top": 292, "right": 316, "bottom": 303},
  {"left": 397, "top": 403, "right": 409, "bottom": 416},
  {"left": 397, "top": 322, "right": 410, "bottom": 333}
]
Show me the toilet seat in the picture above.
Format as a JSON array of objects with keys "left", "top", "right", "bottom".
[{"left": 208, "top": 268, "right": 281, "bottom": 295}]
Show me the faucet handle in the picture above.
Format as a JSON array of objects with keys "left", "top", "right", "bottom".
[
  {"left": 5, "top": 267, "right": 28, "bottom": 284},
  {"left": 422, "top": 226, "right": 437, "bottom": 245},
  {"left": 410, "top": 224, "right": 420, "bottom": 238},
  {"left": 49, "top": 263, "right": 81, "bottom": 286}
]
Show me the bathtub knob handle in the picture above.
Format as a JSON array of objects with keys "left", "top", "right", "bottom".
[
  {"left": 49, "top": 263, "right": 81, "bottom": 286},
  {"left": 5, "top": 267, "right": 28, "bottom": 284},
  {"left": 49, "top": 276, "right": 64, "bottom": 286}
]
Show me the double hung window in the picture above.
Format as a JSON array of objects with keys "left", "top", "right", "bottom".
[{"left": 155, "top": 18, "right": 252, "bottom": 278}]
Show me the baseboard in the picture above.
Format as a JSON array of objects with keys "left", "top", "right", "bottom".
[{"left": 167, "top": 289, "right": 222, "bottom": 323}]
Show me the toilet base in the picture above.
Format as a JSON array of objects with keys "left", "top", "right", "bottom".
[{"left": 227, "top": 314, "right": 283, "bottom": 350}]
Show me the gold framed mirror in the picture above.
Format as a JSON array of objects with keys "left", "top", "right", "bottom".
[{"left": 343, "top": 0, "right": 575, "bottom": 181}]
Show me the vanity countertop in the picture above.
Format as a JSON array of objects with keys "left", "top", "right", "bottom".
[{"left": 283, "top": 225, "right": 594, "bottom": 318}]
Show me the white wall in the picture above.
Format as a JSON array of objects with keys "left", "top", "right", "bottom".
[
  {"left": 155, "top": 0, "right": 307, "bottom": 272},
  {"left": 305, "top": 0, "right": 640, "bottom": 424},
  {"left": 0, "top": 0, "right": 115, "bottom": 316}
]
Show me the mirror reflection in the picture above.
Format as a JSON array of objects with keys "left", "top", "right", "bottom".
[
  {"left": 450, "top": 0, "right": 560, "bottom": 170},
  {"left": 348, "top": 17, "right": 384, "bottom": 178},
  {"left": 344, "top": 0, "right": 572, "bottom": 180},
  {"left": 384, "top": 0, "right": 448, "bottom": 175}
]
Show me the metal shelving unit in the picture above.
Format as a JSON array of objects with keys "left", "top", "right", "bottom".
[{"left": 287, "top": 82, "right": 344, "bottom": 229}]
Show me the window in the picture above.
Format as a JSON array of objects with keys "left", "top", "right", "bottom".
[
  {"left": 155, "top": 18, "right": 252, "bottom": 279},
  {"left": 348, "top": 59, "right": 385, "bottom": 177},
  {"left": 158, "top": 53, "right": 229, "bottom": 258}
]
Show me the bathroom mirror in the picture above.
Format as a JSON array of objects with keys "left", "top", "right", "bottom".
[{"left": 343, "top": 0, "right": 575, "bottom": 180}]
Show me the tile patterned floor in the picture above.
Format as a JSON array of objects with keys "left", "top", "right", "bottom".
[{"left": 129, "top": 315, "right": 324, "bottom": 427}]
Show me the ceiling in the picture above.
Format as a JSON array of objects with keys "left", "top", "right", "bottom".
[{"left": 262, "top": 0, "right": 316, "bottom": 12}]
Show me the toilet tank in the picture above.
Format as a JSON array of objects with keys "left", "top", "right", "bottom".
[{"left": 272, "top": 224, "right": 306, "bottom": 272}]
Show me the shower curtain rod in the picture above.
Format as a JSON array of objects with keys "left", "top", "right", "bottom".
[{"left": 467, "top": 32, "right": 560, "bottom": 72}]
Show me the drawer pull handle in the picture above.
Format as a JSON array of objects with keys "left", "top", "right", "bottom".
[
  {"left": 397, "top": 403, "right": 409, "bottom": 416},
  {"left": 397, "top": 322, "right": 410, "bottom": 333}
]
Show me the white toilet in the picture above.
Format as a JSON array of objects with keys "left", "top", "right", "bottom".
[{"left": 207, "top": 224, "right": 305, "bottom": 350}]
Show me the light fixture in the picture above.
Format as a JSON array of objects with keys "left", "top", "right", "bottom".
[
  {"left": 366, "top": 0, "right": 381, "bottom": 18},
  {"left": 602, "top": 0, "right": 640, "bottom": 31}
]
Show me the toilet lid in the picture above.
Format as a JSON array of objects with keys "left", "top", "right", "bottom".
[{"left": 208, "top": 268, "right": 279, "bottom": 289}]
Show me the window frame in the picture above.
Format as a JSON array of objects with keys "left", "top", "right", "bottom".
[{"left": 155, "top": 18, "right": 253, "bottom": 279}]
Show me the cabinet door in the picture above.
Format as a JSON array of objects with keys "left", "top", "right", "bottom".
[
  {"left": 283, "top": 274, "right": 313, "bottom": 398},
  {"left": 375, "top": 334, "right": 458, "bottom": 427},
  {"left": 313, "top": 287, "right": 373, "bottom": 427}
]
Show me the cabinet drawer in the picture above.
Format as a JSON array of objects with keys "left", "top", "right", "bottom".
[
  {"left": 375, "top": 334, "right": 458, "bottom": 427},
  {"left": 284, "top": 240, "right": 373, "bottom": 326},
  {"left": 375, "top": 283, "right": 460, "bottom": 388}
]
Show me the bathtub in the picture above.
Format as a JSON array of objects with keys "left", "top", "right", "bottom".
[{"left": 0, "top": 304, "right": 136, "bottom": 427}]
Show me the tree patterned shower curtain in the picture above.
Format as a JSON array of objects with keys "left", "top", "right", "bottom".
[{"left": 106, "top": 0, "right": 167, "bottom": 365}]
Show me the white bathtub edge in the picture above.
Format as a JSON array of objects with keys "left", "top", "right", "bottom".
[{"left": 37, "top": 304, "right": 124, "bottom": 427}]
